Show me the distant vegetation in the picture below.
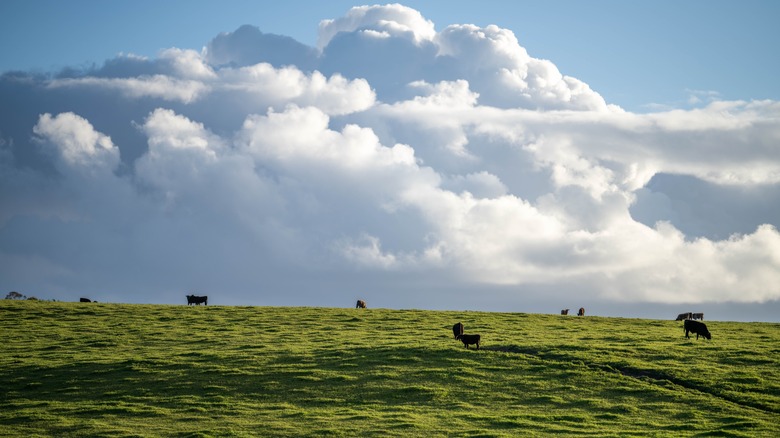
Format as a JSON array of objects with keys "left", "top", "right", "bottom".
[{"left": 1, "top": 300, "right": 778, "bottom": 436}]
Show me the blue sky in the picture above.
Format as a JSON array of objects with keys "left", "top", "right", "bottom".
[
  {"left": 1, "top": 2, "right": 779, "bottom": 321},
  {"left": 2, "top": 0, "right": 778, "bottom": 112}
]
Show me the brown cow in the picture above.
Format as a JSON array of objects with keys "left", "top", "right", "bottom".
[
  {"left": 675, "top": 312, "right": 692, "bottom": 321},
  {"left": 577, "top": 307, "right": 585, "bottom": 316},
  {"left": 452, "top": 322, "right": 464, "bottom": 339},
  {"left": 561, "top": 309, "right": 569, "bottom": 315},
  {"left": 355, "top": 299, "right": 366, "bottom": 309}
]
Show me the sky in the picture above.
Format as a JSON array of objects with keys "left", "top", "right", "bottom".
[{"left": 1, "top": 1, "right": 779, "bottom": 322}]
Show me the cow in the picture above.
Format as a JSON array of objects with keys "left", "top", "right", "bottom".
[
  {"left": 456, "top": 333, "right": 480, "bottom": 349},
  {"left": 675, "top": 312, "right": 692, "bottom": 321},
  {"left": 691, "top": 312, "right": 704, "bottom": 320},
  {"left": 561, "top": 309, "right": 569, "bottom": 315},
  {"left": 79, "top": 298, "right": 91, "bottom": 303},
  {"left": 355, "top": 299, "right": 366, "bottom": 309},
  {"left": 452, "top": 322, "right": 464, "bottom": 339},
  {"left": 684, "top": 319, "right": 711, "bottom": 340},
  {"left": 186, "top": 295, "right": 208, "bottom": 306},
  {"left": 577, "top": 307, "right": 585, "bottom": 316}
]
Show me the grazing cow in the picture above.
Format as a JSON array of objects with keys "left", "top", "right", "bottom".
[
  {"left": 186, "top": 295, "right": 208, "bottom": 306},
  {"left": 79, "top": 298, "right": 91, "bottom": 303},
  {"left": 684, "top": 319, "right": 711, "bottom": 340},
  {"left": 675, "top": 312, "right": 693, "bottom": 321},
  {"left": 577, "top": 307, "right": 585, "bottom": 317},
  {"left": 355, "top": 299, "right": 366, "bottom": 309},
  {"left": 561, "top": 309, "right": 569, "bottom": 315},
  {"left": 453, "top": 322, "right": 464, "bottom": 339},
  {"left": 456, "top": 334, "right": 480, "bottom": 349},
  {"left": 691, "top": 312, "right": 704, "bottom": 320}
]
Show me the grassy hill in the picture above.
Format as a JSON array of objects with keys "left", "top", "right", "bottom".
[{"left": 1, "top": 300, "right": 778, "bottom": 437}]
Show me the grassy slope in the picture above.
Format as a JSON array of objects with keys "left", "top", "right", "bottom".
[{"left": 0, "top": 301, "right": 778, "bottom": 437}]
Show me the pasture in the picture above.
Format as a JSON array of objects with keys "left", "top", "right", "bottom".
[{"left": 1, "top": 300, "right": 778, "bottom": 436}]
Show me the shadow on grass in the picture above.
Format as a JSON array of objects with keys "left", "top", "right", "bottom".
[
  {"left": 482, "top": 343, "right": 778, "bottom": 415},
  {"left": 1, "top": 346, "right": 461, "bottom": 415}
]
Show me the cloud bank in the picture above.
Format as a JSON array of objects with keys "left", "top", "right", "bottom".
[{"left": 1, "top": 4, "right": 779, "bottom": 315}]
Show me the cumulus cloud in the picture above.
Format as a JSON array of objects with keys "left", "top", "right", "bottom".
[
  {"left": 33, "top": 112, "right": 120, "bottom": 176},
  {"left": 318, "top": 3, "right": 436, "bottom": 50},
  {"left": 216, "top": 65, "right": 375, "bottom": 115},
  {"left": 435, "top": 23, "right": 611, "bottom": 111},
  {"left": 1, "top": 4, "right": 779, "bottom": 314}
]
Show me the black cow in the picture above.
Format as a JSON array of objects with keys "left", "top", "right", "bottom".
[
  {"left": 691, "top": 312, "right": 704, "bottom": 320},
  {"left": 675, "top": 312, "right": 692, "bottom": 321},
  {"left": 456, "top": 334, "right": 480, "bottom": 349},
  {"left": 186, "top": 295, "right": 208, "bottom": 306},
  {"left": 453, "top": 322, "right": 464, "bottom": 339},
  {"left": 79, "top": 298, "right": 91, "bottom": 303},
  {"left": 684, "top": 319, "right": 711, "bottom": 340},
  {"left": 577, "top": 307, "right": 585, "bottom": 316},
  {"left": 561, "top": 309, "right": 569, "bottom": 315},
  {"left": 356, "top": 299, "right": 366, "bottom": 309}
]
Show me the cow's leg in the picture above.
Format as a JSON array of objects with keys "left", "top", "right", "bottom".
[{"left": 476, "top": 342, "right": 480, "bottom": 350}]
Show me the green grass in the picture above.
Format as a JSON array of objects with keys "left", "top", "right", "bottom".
[{"left": 1, "top": 301, "right": 778, "bottom": 437}]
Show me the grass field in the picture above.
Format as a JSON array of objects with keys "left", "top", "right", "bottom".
[{"left": 1, "top": 300, "right": 778, "bottom": 437}]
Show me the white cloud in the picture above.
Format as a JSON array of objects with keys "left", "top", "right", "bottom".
[
  {"left": 33, "top": 112, "right": 119, "bottom": 176},
  {"left": 48, "top": 75, "right": 208, "bottom": 103},
  {"left": 237, "top": 105, "right": 419, "bottom": 175},
  {"left": 337, "top": 233, "right": 400, "bottom": 269},
  {"left": 159, "top": 48, "right": 217, "bottom": 80},
  {"left": 217, "top": 64, "right": 375, "bottom": 115},
  {"left": 318, "top": 4, "right": 436, "bottom": 50},
  {"left": 434, "top": 24, "right": 611, "bottom": 111},
  {"left": 599, "top": 222, "right": 780, "bottom": 304}
]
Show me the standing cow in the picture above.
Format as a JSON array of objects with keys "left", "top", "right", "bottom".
[
  {"left": 577, "top": 307, "right": 585, "bottom": 317},
  {"left": 691, "top": 312, "right": 704, "bottom": 320},
  {"left": 186, "top": 295, "right": 208, "bottom": 306},
  {"left": 356, "top": 299, "right": 366, "bottom": 309},
  {"left": 456, "top": 334, "right": 481, "bottom": 349},
  {"left": 561, "top": 309, "right": 569, "bottom": 315},
  {"left": 684, "top": 319, "right": 711, "bottom": 340},
  {"left": 79, "top": 298, "right": 92, "bottom": 303},
  {"left": 675, "top": 312, "right": 693, "bottom": 321},
  {"left": 452, "top": 322, "right": 464, "bottom": 339}
]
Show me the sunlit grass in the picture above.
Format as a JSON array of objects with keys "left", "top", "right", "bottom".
[{"left": 1, "top": 300, "right": 778, "bottom": 436}]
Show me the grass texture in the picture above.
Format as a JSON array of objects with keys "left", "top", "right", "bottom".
[{"left": 1, "top": 300, "right": 778, "bottom": 437}]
